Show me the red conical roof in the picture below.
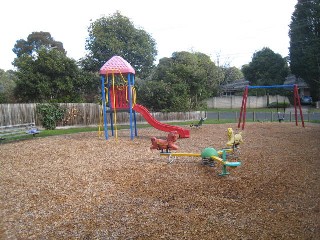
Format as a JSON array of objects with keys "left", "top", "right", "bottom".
[{"left": 99, "top": 56, "right": 135, "bottom": 75}]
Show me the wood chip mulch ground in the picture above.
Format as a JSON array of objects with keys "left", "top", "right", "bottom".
[{"left": 0, "top": 122, "right": 319, "bottom": 239}]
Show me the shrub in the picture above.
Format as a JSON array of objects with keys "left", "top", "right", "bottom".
[
  {"left": 36, "top": 103, "right": 66, "bottom": 130},
  {"left": 267, "top": 102, "right": 290, "bottom": 108}
]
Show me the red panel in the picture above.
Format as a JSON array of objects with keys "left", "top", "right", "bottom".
[{"left": 109, "top": 88, "right": 129, "bottom": 109}]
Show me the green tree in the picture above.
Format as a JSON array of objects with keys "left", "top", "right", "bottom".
[
  {"left": 0, "top": 69, "right": 17, "bottom": 103},
  {"left": 138, "top": 51, "right": 220, "bottom": 111},
  {"left": 137, "top": 80, "right": 191, "bottom": 112},
  {"left": 13, "top": 31, "right": 65, "bottom": 58},
  {"left": 221, "top": 66, "right": 244, "bottom": 84},
  {"left": 13, "top": 47, "right": 95, "bottom": 102},
  {"left": 81, "top": 11, "right": 157, "bottom": 78},
  {"left": 289, "top": 0, "right": 320, "bottom": 99},
  {"left": 242, "top": 47, "right": 289, "bottom": 87}
]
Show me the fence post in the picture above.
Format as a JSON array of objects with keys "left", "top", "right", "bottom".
[{"left": 290, "top": 112, "right": 292, "bottom": 122}]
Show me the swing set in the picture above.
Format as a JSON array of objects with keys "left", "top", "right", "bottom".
[{"left": 238, "top": 84, "right": 305, "bottom": 130}]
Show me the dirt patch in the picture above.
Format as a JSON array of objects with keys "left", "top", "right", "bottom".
[{"left": 1, "top": 123, "right": 319, "bottom": 239}]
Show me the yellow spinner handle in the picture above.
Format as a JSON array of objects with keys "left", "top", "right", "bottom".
[
  {"left": 210, "top": 156, "right": 241, "bottom": 167},
  {"left": 217, "top": 148, "right": 234, "bottom": 155},
  {"left": 160, "top": 152, "right": 201, "bottom": 157}
]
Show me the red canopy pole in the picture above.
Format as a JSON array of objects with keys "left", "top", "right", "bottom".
[
  {"left": 242, "top": 87, "right": 248, "bottom": 130},
  {"left": 293, "top": 85, "right": 298, "bottom": 126},
  {"left": 238, "top": 86, "right": 248, "bottom": 129},
  {"left": 294, "top": 84, "right": 305, "bottom": 127}
]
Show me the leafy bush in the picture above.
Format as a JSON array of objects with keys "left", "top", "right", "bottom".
[
  {"left": 36, "top": 103, "right": 66, "bottom": 130},
  {"left": 267, "top": 102, "right": 290, "bottom": 108}
]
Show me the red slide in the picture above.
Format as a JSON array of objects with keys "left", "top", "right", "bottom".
[{"left": 133, "top": 104, "right": 190, "bottom": 138}]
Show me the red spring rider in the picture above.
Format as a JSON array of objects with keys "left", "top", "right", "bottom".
[{"left": 150, "top": 131, "right": 179, "bottom": 153}]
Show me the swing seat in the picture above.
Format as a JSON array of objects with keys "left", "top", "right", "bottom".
[
  {"left": 190, "top": 117, "right": 206, "bottom": 128},
  {"left": 277, "top": 112, "right": 285, "bottom": 122}
]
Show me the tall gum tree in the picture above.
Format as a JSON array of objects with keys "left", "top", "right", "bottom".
[
  {"left": 289, "top": 0, "right": 320, "bottom": 99},
  {"left": 81, "top": 11, "right": 157, "bottom": 78}
]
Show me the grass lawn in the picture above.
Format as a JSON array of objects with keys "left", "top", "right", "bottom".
[
  {"left": 1, "top": 107, "right": 319, "bottom": 143},
  {"left": 205, "top": 107, "right": 320, "bottom": 113}
]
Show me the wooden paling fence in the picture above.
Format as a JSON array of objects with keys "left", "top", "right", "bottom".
[
  {"left": 0, "top": 103, "right": 205, "bottom": 127},
  {"left": 0, "top": 104, "right": 38, "bottom": 126}
]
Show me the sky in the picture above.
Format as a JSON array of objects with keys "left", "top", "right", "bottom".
[{"left": 0, "top": 0, "right": 297, "bottom": 71}]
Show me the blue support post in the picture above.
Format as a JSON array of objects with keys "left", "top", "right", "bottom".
[
  {"left": 100, "top": 75, "right": 108, "bottom": 140},
  {"left": 131, "top": 74, "right": 137, "bottom": 137},
  {"left": 128, "top": 73, "right": 134, "bottom": 140},
  {"left": 109, "top": 112, "right": 114, "bottom": 136},
  {"left": 107, "top": 76, "right": 114, "bottom": 136}
]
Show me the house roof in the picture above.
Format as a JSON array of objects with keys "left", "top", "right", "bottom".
[
  {"left": 284, "top": 74, "right": 308, "bottom": 88},
  {"left": 220, "top": 78, "right": 249, "bottom": 92}
]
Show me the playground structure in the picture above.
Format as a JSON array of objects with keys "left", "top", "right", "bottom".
[
  {"left": 153, "top": 128, "right": 242, "bottom": 176},
  {"left": 99, "top": 56, "right": 190, "bottom": 140},
  {"left": 238, "top": 84, "right": 305, "bottom": 130}
]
